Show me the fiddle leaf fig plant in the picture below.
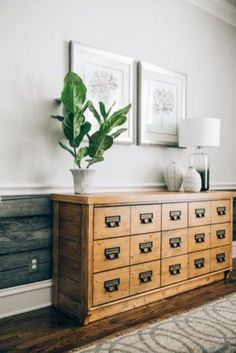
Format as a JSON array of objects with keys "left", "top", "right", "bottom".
[{"left": 51, "top": 72, "right": 131, "bottom": 169}]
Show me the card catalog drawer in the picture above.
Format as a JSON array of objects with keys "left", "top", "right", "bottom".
[
  {"left": 162, "top": 203, "right": 188, "bottom": 231},
  {"left": 131, "top": 205, "right": 161, "bottom": 234},
  {"left": 130, "top": 260, "right": 160, "bottom": 295},
  {"left": 161, "top": 229, "right": 188, "bottom": 259},
  {"left": 211, "top": 223, "right": 231, "bottom": 248},
  {"left": 188, "top": 250, "right": 210, "bottom": 279},
  {"left": 210, "top": 246, "right": 231, "bottom": 272},
  {"left": 188, "top": 226, "right": 211, "bottom": 253},
  {"left": 130, "top": 232, "right": 161, "bottom": 265},
  {"left": 211, "top": 200, "right": 231, "bottom": 224},
  {"left": 189, "top": 202, "right": 211, "bottom": 227},
  {"left": 93, "top": 267, "right": 129, "bottom": 306},
  {"left": 93, "top": 237, "right": 130, "bottom": 273},
  {"left": 161, "top": 255, "right": 188, "bottom": 287},
  {"left": 94, "top": 206, "right": 130, "bottom": 240}
]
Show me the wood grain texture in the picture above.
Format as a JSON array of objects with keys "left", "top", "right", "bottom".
[
  {"left": 211, "top": 223, "right": 231, "bottom": 248},
  {"left": 188, "top": 201, "right": 211, "bottom": 227},
  {"left": 210, "top": 245, "right": 232, "bottom": 272},
  {"left": 130, "top": 232, "right": 161, "bottom": 265},
  {"left": 211, "top": 199, "right": 231, "bottom": 224},
  {"left": 188, "top": 225, "right": 211, "bottom": 253},
  {"left": 0, "top": 196, "right": 52, "bottom": 218},
  {"left": 162, "top": 202, "right": 188, "bottom": 231},
  {"left": 161, "top": 254, "right": 188, "bottom": 287},
  {"left": 131, "top": 204, "right": 161, "bottom": 234},
  {"left": 188, "top": 249, "right": 210, "bottom": 279},
  {"left": 161, "top": 228, "right": 188, "bottom": 258},
  {"left": 130, "top": 260, "right": 160, "bottom": 295}
]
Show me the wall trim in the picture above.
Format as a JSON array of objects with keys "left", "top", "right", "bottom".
[
  {"left": 233, "top": 241, "right": 236, "bottom": 258},
  {"left": 186, "top": 0, "right": 236, "bottom": 28}
]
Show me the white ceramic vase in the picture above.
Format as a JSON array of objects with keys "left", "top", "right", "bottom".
[
  {"left": 70, "top": 169, "right": 96, "bottom": 194},
  {"left": 164, "top": 162, "right": 184, "bottom": 192},
  {"left": 183, "top": 167, "right": 202, "bottom": 192}
]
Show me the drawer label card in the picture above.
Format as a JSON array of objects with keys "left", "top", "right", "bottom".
[
  {"left": 216, "top": 253, "right": 226, "bottom": 263},
  {"left": 169, "top": 263, "right": 181, "bottom": 275},
  {"left": 217, "top": 207, "right": 226, "bottom": 216},
  {"left": 104, "top": 278, "right": 120, "bottom": 292},
  {"left": 195, "top": 233, "right": 205, "bottom": 243},
  {"left": 169, "top": 211, "right": 181, "bottom": 221},
  {"left": 139, "top": 241, "right": 153, "bottom": 253},
  {"left": 169, "top": 237, "right": 181, "bottom": 248},
  {"left": 139, "top": 270, "right": 153, "bottom": 283},
  {"left": 194, "top": 258, "right": 205, "bottom": 268},
  {"left": 216, "top": 230, "right": 226, "bottom": 239},
  {"left": 140, "top": 213, "right": 153, "bottom": 224},
  {"left": 105, "top": 216, "right": 121, "bottom": 228},
  {"left": 195, "top": 208, "right": 206, "bottom": 218},
  {"left": 104, "top": 247, "right": 120, "bottom": 260}
]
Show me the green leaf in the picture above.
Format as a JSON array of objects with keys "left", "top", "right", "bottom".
[
  {"left": 88, "top": 131, "right": 113, "bottom": 166},
  {"left": 50, "top": 115, "right": 64, "bottom": 122},
  {"left": 62, "top": 112, "right": 85, "bottom": 147},
  {"left": 74, "top": 121, "right": 91, "bottom": 147},
  {"left": 108, "top": 103, "right": 131, "bottom": 121},
  {"left": 106, "top": 101, "right": 116, "bottom": 117},
  {"left": 75, "top": 146, "right": 89, "bottom": 167},
  {"left": 99, "top": 102, "right": 107, "bottom": 120},
  {"left": 102, "top": 114, "right": 127, "bottom": 135},
  {"left": 59, "top": 141, "right": 75, "bottom": 157},
  {"left": 61, "top": 72, "right": 87, "bottom": 114},
  {"left": 110, "top": 128, "right": 127, "bottom": 140},
  {"left": 88, "top": 101, "right": 102, "bottom": 125},
  {"left": 86, "top": 156, "right": 104, "bottom": 166}
]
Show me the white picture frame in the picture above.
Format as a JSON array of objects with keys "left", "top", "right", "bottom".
[
  {"left": 138, "top": 61, "right": 186, "bottom": 146},
  {"left": 70, "top": 41, "right": 136, "bottom": 144}
]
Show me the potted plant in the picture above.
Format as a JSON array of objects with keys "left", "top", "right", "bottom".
[{"left": 51, "top": 72, "right": 131, "bottom": 194}]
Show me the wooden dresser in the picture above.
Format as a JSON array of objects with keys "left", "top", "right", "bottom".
[{"left": 51, "top": 191, "right": 235, "bottom": 324}]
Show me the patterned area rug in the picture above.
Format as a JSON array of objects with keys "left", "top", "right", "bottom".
[{"left": 71, "top": 293, "right": 236, "bottom": 353}]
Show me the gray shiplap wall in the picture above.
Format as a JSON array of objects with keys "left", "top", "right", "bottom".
[{"left": 0, "top": 196, "right": 52, "bottom": 289}]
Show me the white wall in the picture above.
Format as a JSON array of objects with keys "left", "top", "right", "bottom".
[{"left": 1, "top": 0, "right": 236, "bottom": 192}]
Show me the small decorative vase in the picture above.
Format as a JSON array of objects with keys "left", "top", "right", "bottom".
[
  {"left": 70, "top": 169, "right": 96, "bottom": 194},
  {"left": 183, "top": 167, "right": 202, "bottom": 192},
  {"left": 164, "top": 162, "right": 184, "bottom": 192}
]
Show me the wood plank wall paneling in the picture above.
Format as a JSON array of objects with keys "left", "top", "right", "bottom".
[{"left": 0, "top": 196, "right": 52, "bottom": 289}]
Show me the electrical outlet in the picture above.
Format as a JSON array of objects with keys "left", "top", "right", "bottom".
[{"left": 29, "top": 257, "right": 39, "bottom": 273}]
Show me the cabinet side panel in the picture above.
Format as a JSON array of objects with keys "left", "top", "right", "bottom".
[{"left": 52, "top": 201, "right": 59, "bottom": 306}]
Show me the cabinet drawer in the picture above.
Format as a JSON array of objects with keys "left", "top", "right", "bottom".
[
  {"left": 94, "top": 206, "right": 130, "bottom": 240},
  {"left": 211, "top": 223, "right": 231, "bottom": 248},
  {"left": 130, "top": 232, "right": 161, "bottom": 265},
  {"left": 210, "top": 246, "right": 231, "bottom": 272},
  {"left": 211, "top": 200, "right": 231, "bottom": 224},
  {"left": 161, "top": 229, "right": 188, "bottom": 259},
  {"left": 93, "top": 267, "right": 129, "bottom": 306},
  {"left": 131, "top": 205, "right": 161, "bottom": 234},
  {"left": 93, "top": 237, "right": 130, "bottom": 273},
  {"left": 162, "top": 203, "right": 187, "bottom": 231},
  {"left": 188, "top": 226, "right": 211, "bottom": 253},
  {"left": 188, "top": 250, "right": 210, "bottom": 279},
  {"left": 130, "top": 260, "right": 160, "bottom": 295},
  {"left": 161, "top": 255, "right": 188, "bottom": 287},
  {"left": 189, "top": 202, "right": 211, "bottom": 227}
]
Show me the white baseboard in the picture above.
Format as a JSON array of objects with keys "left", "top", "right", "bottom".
[{"left": 0, "top": 280, "right": 52, "bottom": 319}]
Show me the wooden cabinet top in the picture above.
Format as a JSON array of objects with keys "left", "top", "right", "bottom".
[{"left": 51, "top": 190, "right": 236, "bottom": 205}]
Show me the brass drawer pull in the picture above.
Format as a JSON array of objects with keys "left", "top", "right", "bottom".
[
  {"left": 169, "top": 237, "right": 181, "bottom": 248},
  {"left": 195, "top": 233, "right": 205, "bottom": 243},
  {"left": 216, "top": 230, "right": 226, "bottom": 240},
  {"left": 104, "top": 247, "right": 120, "bottom": 260},
  {"left": 217, "top": 207, "right": 226, "bottom": 216},
  {"left": 169, "top": 264, "right": 181, "bottom": 275},
  {"left": 169, "top": 211, "right": 181, "bottom": 221},
  {"left": 105, "top": 216, "right": 121, "bottom": 228},
  {"left": 195, "top": 208, "right": 205, "bottom": 218},
  {"left": 139, "top": 241, "right": 153, "bottom": 253},
  {"left": 139, "top": 270, "right": 152, "bottom": 283},
  {"left": 140, "top": 213, "right": 153, "bottom": 224},
  {"left": 216, "top": 253, "right": 226, "bottom": 263},
  {"left": 194, "top": 258, "right": 205, "bottom": 269},
  {"left": 104, "top": 278, "right": 120, "bottom": 292}
]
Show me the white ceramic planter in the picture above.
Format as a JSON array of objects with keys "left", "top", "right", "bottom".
[
  {"left": 164, "top": 162, "right": 184, "bottom": 192},
  {"left": 183, "top": 167, "right": 202, "bottom": 192},
  {"left": 70, "top": 169, "right": 96, "bottom": 194}
]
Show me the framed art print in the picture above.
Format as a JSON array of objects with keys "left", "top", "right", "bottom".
[
  {"left": 70, "top": 41, "right": 136, "bottom": 144},
  {"left": 138, "top": 62, "right": 186, "bottom": 146}
]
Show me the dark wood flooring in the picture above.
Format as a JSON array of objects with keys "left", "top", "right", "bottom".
[{"left": 1, "top": 262, "right": 236, "bottom": 353}]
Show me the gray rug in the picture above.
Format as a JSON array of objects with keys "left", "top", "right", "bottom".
[{"left": 71, "top": 292, "right": 236, "bottom": 353}]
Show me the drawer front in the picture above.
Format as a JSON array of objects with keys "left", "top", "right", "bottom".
[
  {"left": 210, "top": 246, "right": 231, "bottom": 272},
  {"left": 188, "top": 250, "right": 210, "bottom": 279},
  {"left": 162, "top": 203, "right": 188, "bottom": 231},
  {"left": 131, "top": 205, "right": 161, "bottom": 234},
  {"left": 93, "top": 267, "right": 129, "bottom": 306},
  {"left": 211, "top": 223, "right": 231, "bottom": 248},
  {"left": 161, "top": 229, "right": 188, "bottom": 259},
  {"left": 130, "top": 260, "right": 160, "bottom": 295},
  {"left": 130, "top": 233, "right": 161, "bottom": 265},
  {"left": 93, "top": 237, "right": 130, "bottom": 273},
  {"left": 161, "top": 255, "right": 188, "bottom": 287},
  {"left": 94, "top": 206, "right": 130, "bottom": 240},
  {"left": 188, "top": 226, "right": 211, "bottom": 253},
  {"left": 189, "top": 201, "right": 211, "bottom": 227},
  {"left": 211, "top": 200, "right": 231, "bottom": 224}
]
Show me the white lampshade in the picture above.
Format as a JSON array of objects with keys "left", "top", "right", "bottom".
[{"left": 178, "top": 118, "right": 221, "bottom": 147}]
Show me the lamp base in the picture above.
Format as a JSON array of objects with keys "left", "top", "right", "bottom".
[{"left": 189, "top": 147, "right": 210, "bottom": 192}]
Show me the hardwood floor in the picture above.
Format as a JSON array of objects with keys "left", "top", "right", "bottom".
[{"left": 1, "top": 263, "right": 236, "bottom": 353}]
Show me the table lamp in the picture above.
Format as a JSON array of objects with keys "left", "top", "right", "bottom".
[{"left": 178, "top": 118, "right": 221, "bottom": 191}]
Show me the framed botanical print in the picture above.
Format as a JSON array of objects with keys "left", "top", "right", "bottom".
[
  {"left": 70, "top": 41, "right": 136, "bottom": 144},
  {"left": 138, "top": 61, "right": 186, "bottom": 146}
]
